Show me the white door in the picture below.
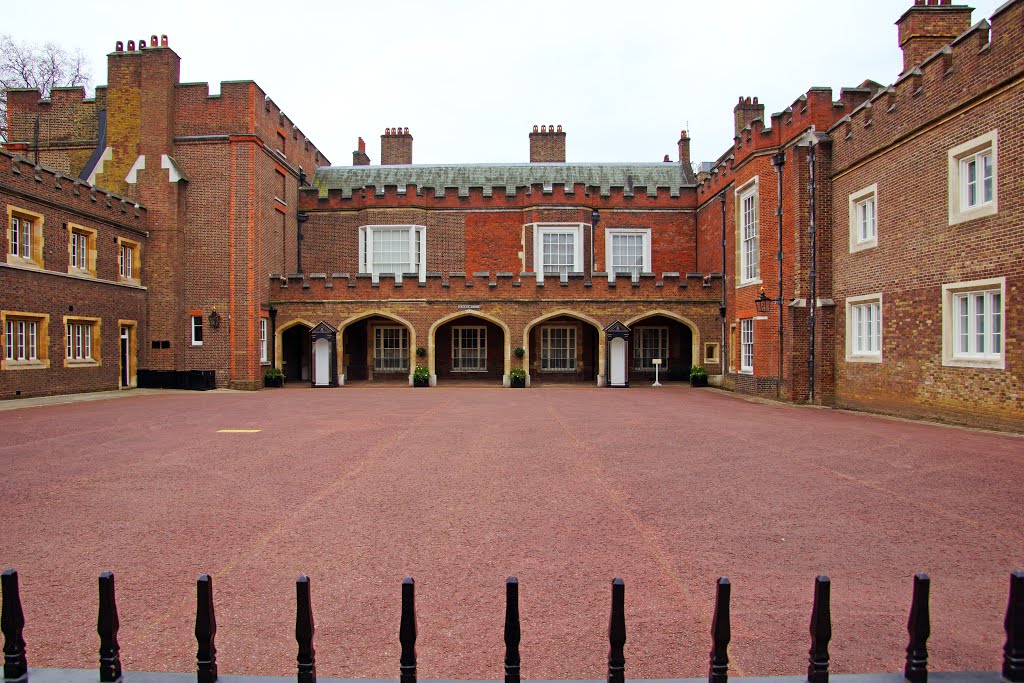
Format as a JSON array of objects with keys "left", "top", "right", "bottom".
[
  {"left": 610, "top": 337, "right": 626, "bottom": 386},
  {"left": 314, "top": 338, "right": 330, "bottom": 386}
]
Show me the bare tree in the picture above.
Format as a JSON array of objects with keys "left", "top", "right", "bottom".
[{"left": 0, "top": 35, "right": 92, "bottom": 143}]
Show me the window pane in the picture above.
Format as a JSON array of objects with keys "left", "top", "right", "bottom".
[
  {"left": 991, "top": 293, "right": 1001, "bottom": 354},
  {"left": 974, "top": 293, "right": 985, "bottom": 353},
  {"left": 375, "top": 327, "right": 409, "bottom": 371},
  {"left": 372, "top": 229, "right": 412, "bottom": 273},
  {"left": 542, "top": 233, "right": 575, "bottom": 274},
  {"left": 982, "top": 153, "right": 993, "bottom": 203},
  {"left": 611, "top": 234, "right": 644, "bottom": 276},
  {"left": 742, "top": 192, "right": 758, "bottom": 280}
]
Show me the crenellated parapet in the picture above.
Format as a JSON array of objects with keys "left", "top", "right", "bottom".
[
  {"left": 1, "top": 149, "right": 147, "bottom": 232},
  {"left": 830, "top": 0, "right": 1024, "bottom": 172},
  {"left": 270, "top": 271, "right": 724, "bottom": 302}
]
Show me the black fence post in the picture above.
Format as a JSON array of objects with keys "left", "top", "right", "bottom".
[
  {"left": 504, "top": 577, "right": 521, "bottom": 683},
  {"left": 400, "top": 578, "right": 417, "bottom": 683},
  {"left": 708, "top": 578, "right": 731, "bottom": 683},
  {"left": 904, "top": 573, "right": 930, "bottom": 683},
  {"left": 1004, "top": 570, "right": 1024, "bottom": 683},
  {"left": 296, "top": 576, "right": 316, "bottom": 683},
  {"left": 195, "top": 575, "right": 218, "bottom": 683},
  {"left": 1, "top": 569, "right": 28, "bottom": 683},
  {"left": 608, "top": 578, "right": 626, "bottom": 683},
  {"left": 97, "top": 572, "right": 122, "bottom": 683},
  {"left": 807, "top": 575, "right": 831, "bottom": 683}
]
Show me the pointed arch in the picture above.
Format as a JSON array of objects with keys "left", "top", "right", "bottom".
[
  {"left": 273, "top": 318, "right": 314, "bottom": 371},
  {"left": 337, "top": 309, "right": 418, "bottom": 384},
  {"left": 625, "top": 309, "right": 701, "bottom": 374},
  {"left": 428, "top": 311, "right": 512, "bottom": 381},
  {"left": 522, "top": 308, "right": 606, "bottom": 384}
]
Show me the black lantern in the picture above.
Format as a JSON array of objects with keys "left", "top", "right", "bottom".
[
  {"left": 592, "top": 208, "right": 600, "bottom": 227},
  {"left": 209, "top": 308, "right": 222, "bottom": 329}
]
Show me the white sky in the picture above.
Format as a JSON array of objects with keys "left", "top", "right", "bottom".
[{"left": 6, "top": 0, "right": 1005, "bottom": 168}]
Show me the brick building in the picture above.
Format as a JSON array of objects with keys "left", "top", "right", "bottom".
[{"left": 2, "top": 2, "right": 1021, "bottom": 430}]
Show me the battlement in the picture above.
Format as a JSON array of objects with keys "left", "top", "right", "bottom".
[
  {"left": 269, "top": 270, "right": 723, "bottom": 303},
  {"left": 695, "top": 87, "right": 853, "bottom": 203},
  {"left": 830, "top": 0, "right": 1023, "bottom": 172},
  {"left": 4, "top": 87, "right": 100, "bottom": 148},
  {"left": 1, "top": 149, "right": 147, "bottom": 232}
]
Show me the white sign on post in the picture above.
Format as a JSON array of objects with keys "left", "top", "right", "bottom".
[{"left": 652, "top": 359, "right": 662, "bottom": 387}]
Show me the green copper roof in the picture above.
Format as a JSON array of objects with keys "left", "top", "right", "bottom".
[{"left": 312, "top": 162, "right": 696, "bottom": 199}]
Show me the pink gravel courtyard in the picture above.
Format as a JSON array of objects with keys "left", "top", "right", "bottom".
[{"left": 1, "top": 386, "right": 1022, "bottom": 680}]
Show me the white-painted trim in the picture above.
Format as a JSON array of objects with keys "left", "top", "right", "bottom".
[
  {"left": 848, "top": 183, "right": 878, "bottom": 253},
  {"left": 735, "top": 176, "right": 761, "bottom": 288},
  {"left": 604, "top": 227, "right": 652, "bottom": 278},
  {"left": 948, "top": 130, "right": 998, "bottom": 226},
  {"left": 358, "top": 224, "right": 426, "bottom": 283},
  {"left": 86, "top": 147, "right": 112, "bottom": 186},
  {"left": 161, "top": 154, "right": 185, "bottom": 183},
  {"left": 530, "top": 223, "right": 584, "bottom": 283},
  {"left": 844, "top": 292, "right": 883, "bottom": 363},
  {"left": 941, "top": 276, "right": 1005, "bottom": 369},
  {"left": 125, "top": 155, "right": 146, "bottom": 184}
]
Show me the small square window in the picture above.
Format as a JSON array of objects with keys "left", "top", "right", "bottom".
[
  {"left": 64, "top": 316, "right": 101, "bottom": 366},
  {"left": 704, "top": 342, "right": 720, "bottom": 364},
  {"left": 848, "top": 185, "right": 878, "bottom": 252},
  {"left": 845, "top": 294, "right": 883, "bottom": 362},
  {"left": 948, "top": 131, "right": 998, "bottom": 225}
]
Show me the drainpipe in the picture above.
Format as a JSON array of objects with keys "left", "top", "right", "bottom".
[
  {"left": 772, "top": 151, "right": 785, "bottom": 399},
  {"left": 591, "top": 208, "right": 600, "bottom": 279},
  {"left": 719, "top": 192, "right": 727, "bottom": 372},
  {"left": 269, "top": 306, "right": 278, "bottom": 368},
  {"left": 807, "top": 141, "right": 817, "bottom": 404}
]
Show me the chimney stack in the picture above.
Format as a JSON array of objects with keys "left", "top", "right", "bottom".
[
  {"left": 896, "top": 1, "right": 973, "bottom": 75},
  {"left": 529, "top": 124, "right": 566, "bottom": 163},
  {"left": 381, "top": 127, "right": 413, "bottom": 165},
  {"left": 733, "top": 97, "right": 765, "bottom": 137},
  {"left": 353, "top": 137, "right": 370, "bottom": 166},
  {"left": 677, "top": 130, "right": 690, "bottom": 166}
]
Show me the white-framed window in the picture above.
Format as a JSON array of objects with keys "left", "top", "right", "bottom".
[
  {"left": 942, "top": 278, "right": 1004, "bottom": 369},
  {"left": 359, "top": 225, "right": 426, "bottom": 278},
  {"left": 191, "top": 315, "right": 204, "bottom": 346},
  {"left": 452, "top": 326, "right": 486, "bottom": 371},
  {"left": 260, "top": 318, "right": 268, "bottom": 363},
  {"left": 1, "top": 311, "right": 49, "bottom": 370},
  {"left": 605, "top": 228, "right": 651, "bottom": 279},
  {"left": 740, "top": 319, "right": 754, "bottom": 373},
  {"left": 848, "top": 184, "right": 878, "bottom": 252},
  {"left": 735, "top": 180, "right": 759, "bottom": 286},
  {"left": 948, "top": 130, "right": 998, "bottom": 225},
  {"left": 845, "top": 294, "right": 882, "bottom": 362},
  {"left": 64, "top": 317, "right": 100, "bottom": 365},
  {"left": 633, "top": 327, "right": 668, "bottom": 370},
  {"left": 68, "top": 225, "right": 97, "bottom": 276},
  {"left": 70, "top": 232, "right": 87, "bottom": 269},
  {"left": 7, "top": 207, "right": 44, "bottom": 267},
  {"left": 374, "top": 327, "right": 409, "bottom": 372},
  {"left": 540, "top": 326, "right": 576, "bottom": 372},
  {"left": 532, "top": 224, "right": 583, "bottom": 281},
  {"left": 118, "top": 238, "right": 140, "bottom": 282}
]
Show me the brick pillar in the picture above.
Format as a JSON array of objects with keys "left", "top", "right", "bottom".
[
  {"left": 677, "top": 130, "right": 691, "bottom": 166},
  {"left": 896, "top": 1, "right": 973, "bottom": 75},
  {"left": 380, "top": 128, "right": 412, "bottom": 165},
  {"left": 529, "top": 125, "right": 566, "bottom": 163},
  {"left": 353, "top": 137, "right": 370, "bottom": 165}
]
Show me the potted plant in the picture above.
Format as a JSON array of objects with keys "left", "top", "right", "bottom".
[
  {"left": 509, "top": 366, "right": 527, "bottom": 388},
  {"left": 413, "top": 365, "right": 430, "bottom": 387},
  {"left": 689, "top": 364, "right": 709, "bottom": 388},
  {"left": 513, "top": 346, "right": 525, "bottom": 359},
  {"left": 416, "top": 346, "right": 427, "bottom": 358},
  {"left": 264, "top": 366, "right": 285, "bottom": 388}
]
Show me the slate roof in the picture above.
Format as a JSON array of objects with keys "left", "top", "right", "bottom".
[{"left": 312, "top": 162, "right": 697, "bottom": 199}]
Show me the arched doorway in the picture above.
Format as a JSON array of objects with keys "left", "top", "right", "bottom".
[
  {"left": 430, "top": 312, "right": 509, "bottom": 385},
  {"left": 624, "top": 311, "right": 699, "bottom": 382},
  {"left": 339, "top": 312, "right": 416, "bottom": 384},
  {"left": 523, "top": 311, "right": 604, "bottom": 386},
  {"left": 280, "top": 322, "right": 312, "bottom": 383}
]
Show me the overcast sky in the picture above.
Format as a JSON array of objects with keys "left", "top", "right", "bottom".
[{"left": 7, "top": 0, "right": 1005, "bottom": 168}]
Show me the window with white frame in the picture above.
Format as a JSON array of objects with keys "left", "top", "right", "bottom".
[
  {"left": 374, "top": 327, "right": 409, "bottom": 372},
  {"left": 846, "top": 294, "right": 882, "bottom": 361},
  {"left": 605, "top": 228, "right": 651, "bottom": 278},
  {"left": 533, "top": 225, "right": 583, "bottom": 280},
  {"left": 7, "top": 207, "right": 44, "bottom": 267},
  {"left": 68, "top": 225, "right": 97, "bottom": 276},
  {"left": 942, "top": 278, "right": 1005, "bottom": 369},
  {"left": 66, "top": 319, "right": 99, "bottom": 363},
  {"left": 70, "top": 231, "right": 88, "bottom": 270},
  {"left": 260, "top": 318, "right": 268, "bottom": 363},
  {"left": 633, "top": 327, "right": 668, "bottom": 370},
  {"left": 2, "top": 312, "right": 49, "bottom": 370},
  {"left": 737, "top": 183, "right": 759, "bottom": 284},
  {"left": 948, "top": 131, "right": 998, "bottom": 225},
  {"left": 118, "top": 238, "right": 140, "bottom": 282},
  {"left": 359, "top": 225, "right": 425, "bottom": 277},
  {"left": 452, "top": 326, "right": 486, "bottom": 371},
  {"left": 540, "top": 326, "right": 576, "bottom": 372},
  {"left": 848, "top": 185, "right": 878, "bottom": 252},
  {"left": 191, "top": 315, "right": 204, "bottom": 346},
  {"left": 740, "top": 319, "right": 754, "bottom": 373}
]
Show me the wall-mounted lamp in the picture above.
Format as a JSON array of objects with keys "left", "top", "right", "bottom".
[
  {"left": 209, "top": 308, "right": 222, "bottom": 329},
  {"left": 754, "top": 285, "right": 782, "bottom": 314}
]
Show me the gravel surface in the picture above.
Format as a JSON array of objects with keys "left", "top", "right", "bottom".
[{"left": 0, "top": 386, "right": 1021, "bottom": 679}]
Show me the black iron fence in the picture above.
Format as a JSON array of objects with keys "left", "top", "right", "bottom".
[{"left": 2, "top": 568, "right": 1023, "bottom": 683}]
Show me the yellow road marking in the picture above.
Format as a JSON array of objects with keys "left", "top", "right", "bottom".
[{"left": 216, "top": 429, "right": 262, "bottom": 433}]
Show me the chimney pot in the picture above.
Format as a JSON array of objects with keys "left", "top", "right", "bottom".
[
  {"left": 161, "top": 35, "right": 168, "bottom": 46},
  {"left": 151, "top": 35, "right": 158, "bottom": 46},
  {"left": 556, "top": 124, "right": 562, "bottom": 132},
  {"left": 116, "top": 41, "right": 124, "bottom": 52},
  {"left": 140, "top": 37, "right": 147, "bottom": 49},
  {"left": 663, "top": 154, "right": 671, "bottom": 162},
  {"left": 533, "top": 125, "right": 539, "bottom": 132},
  {"left": 127, "top": 40, "right": 135, "bottom": 51},
  {"left": 404, "top": 127, "right": 409, "bottom": 135}
]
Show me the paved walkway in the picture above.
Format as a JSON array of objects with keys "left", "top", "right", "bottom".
[{"left": 1, "top": 387, "right": 1021, "bottom": 679}]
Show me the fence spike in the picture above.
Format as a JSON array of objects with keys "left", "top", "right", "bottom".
[
  {"left": 807, "top": 575, "right": 831, "bottom": 683},
  {"left": 904, "top": 573, "right": 930, "bottom": 683},
  {"left": 399, "top": 577, "right": 417, "bottom": 683},
  {"left": 296, "top": 575, "right": 316, "bottom": 683},
  {"left": 195, "top": 574, "right": 218, "bottom": 683},
  {"left": 504, "top": 577, "right": 521, "bottom": 683},
  {"left": 708, "top": 577, "right": 731, "bottom": 683},
  {"left": 1, "top": 569, "right": 28, "bottom": 683},
  {"left": 97, "top": 572, "right": 122, "bottom": 683},
  {"left": 608, "top": 577, "right": 626, "bottom": 683},
  {"left": 1004, "top": 570, "right": 1024, "bottom": 683}
]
